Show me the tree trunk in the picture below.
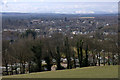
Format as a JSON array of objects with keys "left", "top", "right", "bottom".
[
  {"left": 80, "top": 47, "right": 83, "bottom": 67},
  {"left": 20, "top": 62, "right": 23, "bottom": 74},
  {"left": 56, "top": 55, "right": 61, "bottom": 70},
  {"left": 67, "top": 53, "right": 72, "bottom": 69},
  {"left": 112, "top": 53, "right": 115, "bottom": 65},
  {"left": 85, "top": 45, "right": 88, "bottom": 67},
  {"left": 37, "top": 60, "right": 42, "bottom": 72},
  {"left": 45, "top": 57, "right": 51, "bottom": 71},
  {"left": 118, "top": 51, "right": 120, "bottom": 65},
  {"left": 21, "top": 62, "right": 24, "bottom": 74},
  {"left": 23, "top": 61, "right": 25, "bottom": 74},
  {"left": 57, "top": 60, "right": 61, "bottom": 70},
  {"left": 79, "top": 40, "right": 83, "bottom": 67},
  {"left": 11, "top": 63, "right": 13, "bottom": 75},
  {"left": 93, "top": 52, "right": 95, "bottom": 66},
  {"left": 5, "top": 63, "right": 8, "bottom": 75},
  {"left": 103, "top": 52, "right": 105, "bottom": 66},
  {"left": 65, "top": 37, "right": 71, "bottom": 69},
  {"left": 73, "top": 53, "right": 76, "bottom": 68},
  {"left": 98, "top": 53, "right": 101, "bottom": 66},
  {"left": 66, "top": 50, "right": 70, "bottom": 69},
  {"left": 70, "top": 58, "right": 72, "bottom": 69},
  {"left": 77, "top": 47, "right": 80, "bottom": 67},
  {"left": 56, "top": 46, "right": 61, "bottom": 70},
  {"left": 28, "top": 61, "right": 31, "bottom": 73},
  {"left": 67, "top": 56, "right": 70, "bottom": 69},
  {"left": 96, "top": 54, "right": 98, "bottom": 66},
  {"left": 15, "top": 62, "right": 18, "bottom": 74},
  {"left": 108, "top": 52, "right": 110, "bottom": 65}
]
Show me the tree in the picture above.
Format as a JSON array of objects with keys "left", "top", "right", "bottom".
[
  {"left": 73, "top": 51, "right": 76, "bottom": 68},
  {"left": 44, "top": 55, "right": 52, "bottom": 71},
  {"left": 31, "top": 40, "right": 42, "bottom": 72},
  {"left": 2, "top": 40, "right": 10, "bottom": 75},
  {"left": 42, "top": 38, "right": 52, "bottom": 71},
  {"left": 98, "top": 52, "right": 101, "bottom": 66},
  {"left": 85, "top": 45, "right": 89, "bottom": 67},
  {"left": 48, "top": 33, "right": 64, "bottom": 70},
  {"left": 77, "top": 42, "right": 80, "bottom": 67},
  {"left": 64, "top": 37, "right": 72, "bottom": 69},
  {"left": 79, "top": 40, "right": 84, "bottom": 67},
  {"left": 112, "top": 53, "right": 115, "bottom": 65},
  {"left": 10, "top": 38, "right": 34, "bottom": 74},
  {"left": 25, "top": 29, "right": 37, "bottom": 39},
  {"left": 103, "top": 51, "right": 105, "bottom": 66},
  {"left": 56, "top": 46, "right": 62, "bottom": 70},
  {"left": 108, "top": 52, "right": 110, "bottom": 65},
  {"left": 14, "top": 42, "right": 26, "bottom": 74}
]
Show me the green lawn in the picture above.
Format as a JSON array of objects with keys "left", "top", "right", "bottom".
[{"left": 3, "top": 65, "right": 118, "bottom": 78}]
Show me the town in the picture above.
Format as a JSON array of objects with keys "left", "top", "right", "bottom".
[{"left": 2, "top": 13, "right": 119, "bottom": 78}]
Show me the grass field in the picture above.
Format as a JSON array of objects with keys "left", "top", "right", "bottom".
[{"left": 3, "top": 65, "right": 118, "bottom": 78}]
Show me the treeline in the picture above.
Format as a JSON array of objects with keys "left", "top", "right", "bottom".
[{"left": 2, "top": 30, "right": 118, "bottom": 75}]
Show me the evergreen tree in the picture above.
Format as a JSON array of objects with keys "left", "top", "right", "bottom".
[
  {"left": 56, "top": 46, "right": 62, "bottom": 70},
  {"left": 77, "top": 42, "right": 80, "bottom": 67},
  {"left": 73, "top": 52, "right": 76, "bottom": 68},
  {"left": 80, "top": 40, "right": 84, "bottom": 67},
  {"left": 65, "top": 37, "right": 71, "bottom": 69},
  {"left": 85, "top": 45, "right": 89, "bottom": 67},
  {"left": 31, "top": 41, "right": 42, "bottom": 72}
]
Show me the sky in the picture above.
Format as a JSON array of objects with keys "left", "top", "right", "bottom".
[
  {"left": 1, "top": 0, "right": 119, "bottom": 14},
  {"left": 1, "top": 0, "right": 120, "bottom": 2}
]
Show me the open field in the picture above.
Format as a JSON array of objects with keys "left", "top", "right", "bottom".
[{"left": 3, "top": 66, "right": 118, "bottom": 78}]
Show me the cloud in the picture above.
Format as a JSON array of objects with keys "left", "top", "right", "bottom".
[
  {"left": 75, "top": 10, "right": 95, "bottom": 14},
  {"left": 2, "top": 2, "right": 118, "bottom": 13},
  {"left": 14, "top": 0, "right": 17, "bottom": 2},
  {"left": 2, "top": 0, "right": 120, "bottom": 2},
  {"left": 39, "top": 0, "right": 44, "bottom": 2},
  {"left": 2, "top": 0, "right": 7, "bottom": 4},
  {"left": 2, "top": 0, "right": 8, "bottom": 7}
]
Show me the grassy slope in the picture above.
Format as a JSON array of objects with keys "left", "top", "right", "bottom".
[{"left": 3, "top": 66, "right": 118, "bottom": 78}]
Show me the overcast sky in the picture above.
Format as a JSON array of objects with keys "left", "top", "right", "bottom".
[
  {"left": 1, "top": 0, "right": 120, "bottom": 2},
  {"left": 1, "top": 0, "right": 119, "bottom": 14}
]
